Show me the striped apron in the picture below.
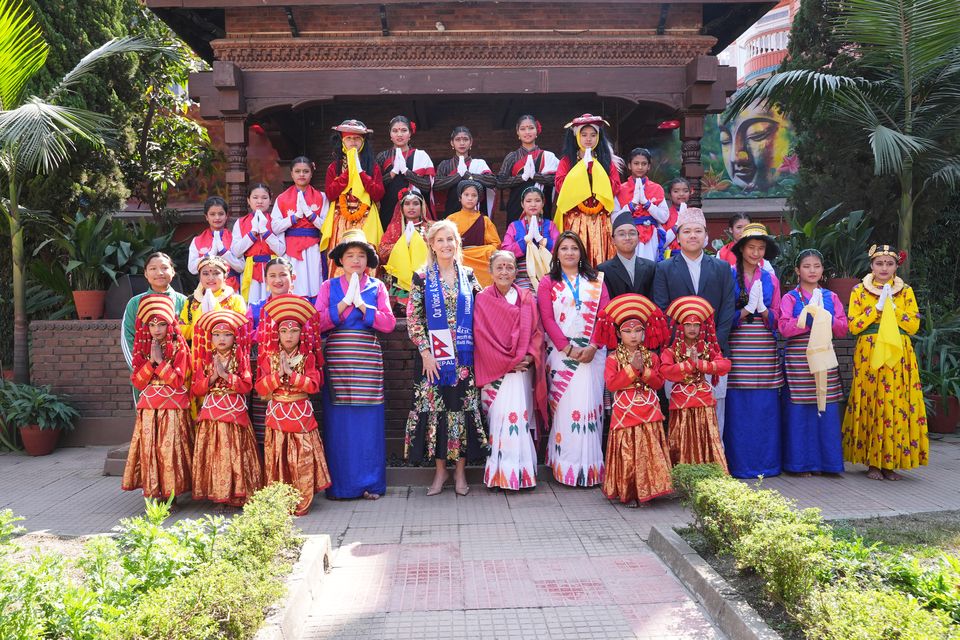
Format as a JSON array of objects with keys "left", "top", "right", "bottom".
[
  {"left": 783, "top": 334, "right": 842, "bottom": 404},
  {"left": 728, "top": 321, "right": 783, "bottom": 389},
  {"left": 324, "top": 329, "right": 385, "bottom": 405}
]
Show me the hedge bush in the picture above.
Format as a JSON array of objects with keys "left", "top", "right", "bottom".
[
  {"left": 0, "top": 483, "right": 302, "bottom": 640},
  {"left": 671, "top": 465, "right": 960, "bottom": 638}
]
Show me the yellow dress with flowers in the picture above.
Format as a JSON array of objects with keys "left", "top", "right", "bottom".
[{"left": 841, "top": 276, "right": 928, "bottom": 470}]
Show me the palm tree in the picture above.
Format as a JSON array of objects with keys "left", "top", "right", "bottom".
[
  {"left": 0, "top": 0, "right": 170, "bottom": 383},
  {"left": 725, "top": 0, "right": 960, "bottom": 274}
]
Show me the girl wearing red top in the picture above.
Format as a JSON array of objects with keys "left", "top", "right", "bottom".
[
  {"left": 659, "top": 296, "right": 730, "bottom": 472},
  {"left": 189, "top": 196, "right": 245, "bottom": 292},
  {"left": 254, "top": 294, "right": 331, "bottom": 515},
  {"left": 271, "top": 157, "right": 329, "bottom": 303},
  {"left": 122, "top": 295, "right": 194, "bottom": 499},
  {"left": 231, "top": 183, "right": 285, "bottom": 306}
]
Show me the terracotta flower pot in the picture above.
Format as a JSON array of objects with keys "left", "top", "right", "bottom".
[
  {"left": 19, "top": 425, "right": 61, "bottom": 456},
  {"left": 928, "top": 395, "right": 960, "bottom": 434},
  {"left": 826, "top": 277, "right": 860, "bottom": 308},
  {"left": 72, "top": 290, "right": 107, "bottom": 320}
]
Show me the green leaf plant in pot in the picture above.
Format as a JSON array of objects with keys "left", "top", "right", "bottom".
[
  {"left": 915, "top": 308, "right": 960, "bottom": 434},
  {"left": 0, "top": 382, "right": 79, "bottom": 456},
  {"left": 820, "top": 209, "right": 874, "bottom": 306},
  {"left": 41, "top": 212, "right": 121, "bottom": 319}
]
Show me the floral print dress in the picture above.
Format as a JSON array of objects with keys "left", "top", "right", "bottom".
[
  {"left": 841, "top": 276, "right": 928, "bottom": 470},
  {"left": 404, "top": 267, "right": 488, "bottom": 463}
]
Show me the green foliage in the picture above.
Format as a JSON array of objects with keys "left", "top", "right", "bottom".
[
  {"left": 0, "top": 381, "right": 78, "bottom": 430},
  {"left": 0, "top": 484, "right": 301, "bottom": 639},
  {"left": 774, "top": 205, "right": 874, "bottom": 287},
  {"left": 45, "top": 212, "right": 119, "bottom": 290},
  {"left": 669, "top": 463, "right": 727, "bottom": 499},
  {"left": 735, "top": 518, "right": 833, "bottom": 607},
  {"left": 912, "top": 306, "right": 960, "bottom": 414},
  {"left": 799, "top": 584, "right": 959, "bottom": 640}
]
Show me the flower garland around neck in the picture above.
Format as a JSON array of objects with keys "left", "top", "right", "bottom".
[
  {"left": 338, "top": 192, "right": 370, "bottom": 223},
  {"left": 576, "top": 198, "right": 605, "bottom": 215},
  {"left": 862, "top": 273, "right": 905, "bottom": 296}
]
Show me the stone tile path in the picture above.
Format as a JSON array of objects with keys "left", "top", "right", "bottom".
[{"left": 3, "top": 435, "right": 960, "bottom": 639}]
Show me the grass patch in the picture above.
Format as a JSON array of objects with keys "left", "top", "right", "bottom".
[{"left": 833, "top": 511, "right": 960, "bottom": 559}]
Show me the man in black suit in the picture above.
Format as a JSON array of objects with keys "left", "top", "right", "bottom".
[
  {"left": 653, "top": 206, "right": 736, "bottom": 434},
  {"left": 598, "top": 211, "right": 656, "bottom": 299}
]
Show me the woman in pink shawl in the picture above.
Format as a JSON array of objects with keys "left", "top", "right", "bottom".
[{"left": 474, "top": 250, "right": 548, "bottom": 490}]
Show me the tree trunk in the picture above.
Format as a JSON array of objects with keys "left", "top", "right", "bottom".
[
  {"left": 9, "top": 174, "right": 28, "bottom": 384},
  {"left": 898, "top": 166, "right": 913, "bottom": 278}
]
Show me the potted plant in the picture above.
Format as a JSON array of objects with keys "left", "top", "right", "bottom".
[
  {"left": 0, "top": 382, "right": 80, "bottom": 456},
  {"left": 774, "top": 204, "right": 839, "bottom": 292},
  {"left": 44, "top": 212, "right": 121, "bottom": 319},
  {"left": 820, "top": 209, "right": 873, "bottom": 304},
  {"left": 103, "top": 218, "right": 181, "bottom": 319},
  {"left": 914, "top": 308, "right": 960, "bottom": 433}
]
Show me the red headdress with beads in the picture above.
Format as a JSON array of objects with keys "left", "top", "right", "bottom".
[
  {"left": 132, "top": 294, "right": 187, "bottom": 367},
  {"left": 193, "top": 309, "right": 251, "bottom": 380},
  {"left": 597, "top": 294, "right": 670, "bottom": 350},
  {"left": 260, "top": 294, "right": 320, "bottom": 360},
  {"left": 665, "top": 295, "right": 720, "bottom": 354}
]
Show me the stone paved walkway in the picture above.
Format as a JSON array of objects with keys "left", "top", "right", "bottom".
[{"left": 3, "top": 435, "right": 960, "bottom": 639}]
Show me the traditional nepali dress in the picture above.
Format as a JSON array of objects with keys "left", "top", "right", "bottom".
[
  {"left": 189, "top": 229, "right": 245, "bottom": 292},
  {"left": 474, "top": 284, "right": 547, "bottom": 490},
  {"left": 779, "top": 288, "right": 848, "bottom": 474},
  {"left": 842, "top": 276, "right": 928, "bottom": 470},
  {"left": 614, "top": 177, "right": 672, "bottom": 262},
  {"left": 718, "top": 242, "right": 775, "bottom": 275},
  {"left": 660, "top": 343, "right": 730, "bottom": 472},
  {"left": 255, "top": 350, "right": 332, "bottom": 516},
  {"left": 537, "top": 273, "right": 610, "bottom": 487},
  {"left": 271, "top": 185, "right": 329, "bottom": 301},
  {"left": 497, "top": 146, "right": 559, "bottom": 224},
  {"left": 178, "top": 288, "right": 247, "bottom": 342},
  {"left": 501, "top": 216, "right": 560, "bottom": 291},
  {"left": 404, "top": 267, "right": 488, "bottom": 463},
  {"left": 602, "top": 347, "right": 673, "bottom": 504},
  {"left": 724, "top": 267, "right": 783, "bottom": 478},
  {"left": 231, "top": 213, "right": 285, "bottom": 306},
  {"left": 554, "top": 156, "right": 620, "bottom": 267},
  {"left": 123, "top": 343, "right": 194, "bottom": 498},
  {"left": 377, "top": 147, "right": 435, "bottom": 229},
  {"left": 315, "top": 275, "right": 396, "bottom": 498},
  {"left": 321, "top": 159, "right": 386, "bottom": 277},
  {"left": 446, "top": 209, "right": 501, "bottom": 288},
  {"left": 379, "top": 217, "right": 430, "bottom": 313},
  {"left": 191, "top": 353, "right": 262, "bottom": 506},
  {"left": 433, "top": 156, "right": 498, "bottom": 218}
]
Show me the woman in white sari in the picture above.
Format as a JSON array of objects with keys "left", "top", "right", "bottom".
[{"left": 536, "top": 231, "right": 611, "bottom": 487}]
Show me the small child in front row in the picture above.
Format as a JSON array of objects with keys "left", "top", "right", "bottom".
[
  {"left": 254, "top": 294, "right": 332, "bottom": 516},
  {"left": 122, "top": 294, "right": 194, "bottom": 500},
  {"left": 778, "top": 249, "right": 848, "bottom": 476},
  {"left": 660, "top": 296, "right": 730, "bottom": 472},
  {"left": 191, "top": 310, "right": 263, "bottom": 507},
  {"left": 600, "top": 294, "right": 674, "bottom": 506}
]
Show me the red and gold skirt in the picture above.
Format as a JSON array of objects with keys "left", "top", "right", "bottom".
[
  {"left": 122, "top": 407, "right": 194, "bottom": 499},
  {"left": 668, "top": 406, "right": 729, "bottom": 472},
  {"left": 264, "top": 428, "right": 332, "bottom": 516},
  {"left": 192, "top": 419, "right": 263, "bottom": 507},
  {"left": 603, "top": 421, "right": 673, "bottom": 504}
]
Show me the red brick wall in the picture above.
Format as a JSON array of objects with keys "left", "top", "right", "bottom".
[
  {"left": 225, "top": 4, "right": 702, "bottom": 37},
  {"left": 30, "top": 320, "right": 135, "bottom": 446},
  {"left": 29, "top": 318, "right": 859, "bottom": 454}
]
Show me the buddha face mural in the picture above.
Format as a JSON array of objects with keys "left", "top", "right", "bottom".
[{"left": 719, "top": 102, "right": 791, "bottom": 192}]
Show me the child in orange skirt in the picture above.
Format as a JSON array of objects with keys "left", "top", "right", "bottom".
[
  {"left": 599, "top": 294, "right": 674, "bottom": 505},
  {"left": 254, "top": 294, "right": 331, "bottom": 515},
  {"left": 191, "top": 309, "right": 263, "bottom": 507},
  {"left": 660, "top": 296, "right": 730, "bottom": 472},
  {"left": 123, "top": 294, "right": 194, "bottom": 499}
]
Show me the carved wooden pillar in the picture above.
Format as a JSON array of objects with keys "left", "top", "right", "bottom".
[
  {"left": 680, "top": 112, "right": 705, "bottom": 207},
  {"left": 213, "top": 61, "right": 248, "bottom": 215},
  {"left": 224, "top": 117, "right": 248, "bottom": 216}
]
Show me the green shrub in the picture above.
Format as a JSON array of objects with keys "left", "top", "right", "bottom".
[
  {"left": 688, "top": 475, "right": 819, "bottom": 553},
  {"left": 670, "top": 463, "right": 727, "bottom": 499},
  {"left": 220, "top": 482, "right": 301, "bottom": 574},
  {"left": 799, "top": 584, "right": 960, "bottom": 640},
  {"left": 735, "top": 518, "right": 834, "bottom": 608}
]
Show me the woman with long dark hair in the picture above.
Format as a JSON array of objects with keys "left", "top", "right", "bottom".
[
  {"left": 432, "top": 126, "right": 498, "bottom": 218},
  {"left": 377, "top": 115, "right": 435, "bottom": 229},
  {"left": 498, "top": 115, "right": 559, "bottom": 225},
  {"left": 553, "top": 114, "right": 622, "bottom": 267},
  {"left": 536, "top": 231, "right": 611, "bottom": 487}
]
